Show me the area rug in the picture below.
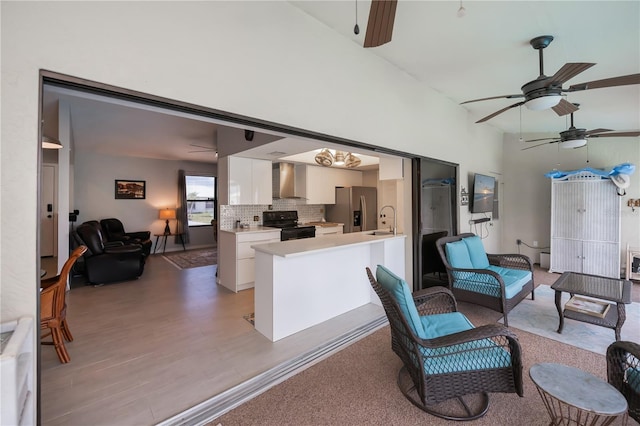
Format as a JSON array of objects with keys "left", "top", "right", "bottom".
[
  {"left": 162, "top": 247, "right": 217, "bottom": 270},
  {"left": 500, "top": 284, "right": 639, "bottom": 355}
]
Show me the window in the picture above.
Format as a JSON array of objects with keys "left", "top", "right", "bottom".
[{"left": 186, "top": 175, "right": 216, "bottom": 227}]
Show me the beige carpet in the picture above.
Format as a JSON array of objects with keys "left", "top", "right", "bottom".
[
  {"left": 162, "top": 246, "right": 217, "bottom": 269},
  {"left": 211, "top": 268, "right": 639, "bottom": 426}
]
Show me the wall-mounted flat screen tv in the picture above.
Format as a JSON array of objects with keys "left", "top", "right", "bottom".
[{"left": 471, "top": 173, "right": 495, "bottom": 213}]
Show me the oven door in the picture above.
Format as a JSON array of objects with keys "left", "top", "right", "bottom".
[{"left": 281, "top": 226, "right": 316, "bottom": 241}]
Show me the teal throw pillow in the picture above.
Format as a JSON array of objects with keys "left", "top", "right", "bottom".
[
  {"left": 445, "top": 240, "right": 473, "bottom": 269},
  {"left": 462, "top": 235, "right": 490, "bottom": 268}
]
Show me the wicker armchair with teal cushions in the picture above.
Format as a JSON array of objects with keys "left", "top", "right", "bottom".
[
  {"left": 607, "top": 340, "right": 640, "bottom": 422},
  {"left": 435, "top": 233, "right": 534, "bottom": 326},
  {"left": 366, "top": 265, "right": 523, "bottom": 420}
]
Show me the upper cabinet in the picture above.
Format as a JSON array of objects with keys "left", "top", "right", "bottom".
[
  {"left": 295, "top": 164, "right": 363, "bottom": 204},
  {"left": 379, "top": 157, "right": 404, "bottom": 180},
  {"left": 219, "top": 156, "right": 272, "bottom": 205}
]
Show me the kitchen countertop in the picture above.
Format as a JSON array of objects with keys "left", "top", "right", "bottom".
[
  {"left": 303, "top": 222, "right": 343, "bottom": 228},
  {"left": 252, "top": 230, "right": 405, "bottom": 258},
  {"left": 219, "top": 226, "right": 279, "bottom": 234}
]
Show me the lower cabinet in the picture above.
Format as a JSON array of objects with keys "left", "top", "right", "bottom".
[
  {"left": 551, "top": 238, "right": 620, "bottom": 278},
  {"left": 218, "top": 230, "right": 281, "bottom": 292}
]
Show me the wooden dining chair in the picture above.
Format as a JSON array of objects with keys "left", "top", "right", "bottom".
[{"left": 40, "top": 245, "right": 87, "bottom": 363}]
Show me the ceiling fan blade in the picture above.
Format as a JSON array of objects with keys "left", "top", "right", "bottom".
[
  {"left": 585, "top": 128, "right": 614, "bottom": 135},
  {"left": 566, "top": 73, "right": 640, "bottom": 91},
  {"left": 460, "top": 94, "right": 524, "bottom": 105},
  {"left": 549, "top": 63, "right": 595, "bottom": 85},
  {"left": 589, "top": 131, "right": 640, "bottom": 138},
  {"left": 551, "top": 98, "right": 579, "bottom": 116},
  {"left": 189, "top": 143, "right": 216, "bottom": 150},
  {"left": 522, "top": 140, "right": 561, "bottom": 150},
  {"left": 525, "top": 137, "right": 559, "bottom": 143},
  {"left": 475, "top": 101, "right": 525, "bottom": 123},
  {"left": 363, "top": 0, "right": 397, "bottom": 48}
]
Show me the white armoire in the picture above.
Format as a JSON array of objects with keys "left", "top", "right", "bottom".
[{"left": 550, "top": 172, "right": 621, "bottom": 278}]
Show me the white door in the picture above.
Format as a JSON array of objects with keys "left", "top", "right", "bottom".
[{"left": 40, "top": 164, "right": 57, "bottom": 257}]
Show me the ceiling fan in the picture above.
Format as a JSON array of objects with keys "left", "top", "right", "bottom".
[
  {"left": 523, "top": 107, "right": 640, "bottom": 150},
  {"left": 188, "top": 143, "right": 217, "bottom": 155},
  {"left": 357, "top": 0, "right": 397, "bottom": 48},
  {"left": 461, "top": 35, "right": 640, "bottom": 123}
]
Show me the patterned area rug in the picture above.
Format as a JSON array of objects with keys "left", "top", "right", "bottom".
[
  {"left": 500, "top": 284, "right": 639, "bottom": 355},
  {"left": 162, "top": 247, "right": 217, "bottom": 269}
]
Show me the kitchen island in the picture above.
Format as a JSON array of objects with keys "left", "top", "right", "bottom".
[{"left": 252, "top": 232, "right": 406, "bottom": 341}]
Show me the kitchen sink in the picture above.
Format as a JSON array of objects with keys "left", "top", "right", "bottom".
[{"left": 368, "top": 231, "right": 394, "bottom": 236}]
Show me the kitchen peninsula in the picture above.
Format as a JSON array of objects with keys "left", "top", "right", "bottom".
[{"left": 252, "top": 232, "right": 406, "bottom": 341}]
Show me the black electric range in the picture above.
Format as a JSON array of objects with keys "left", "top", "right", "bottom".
[{"left": 262, "top": 210, "right": 316, "bottom": 241}]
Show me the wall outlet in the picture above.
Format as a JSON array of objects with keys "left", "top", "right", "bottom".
[
  {"left": 533, "top": 240, "right": 538, "bottom": 247},
  {"left": 253, "top": 216, "right": 259, "bottom": 221}
]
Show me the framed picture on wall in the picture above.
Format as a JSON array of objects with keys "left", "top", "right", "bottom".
[{"left": 115, "top": 179, "right": 146, "bottom": 199}]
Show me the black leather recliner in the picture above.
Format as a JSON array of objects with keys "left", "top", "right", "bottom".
[
  {"left": 99, "top": 218, "right": 152, "bottom": 256},
  {"left": 73, "top": 222, "right": 145, "bottom": 285}
]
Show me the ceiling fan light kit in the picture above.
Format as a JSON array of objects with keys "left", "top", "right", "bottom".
[
  {"left": 559, "top": 139, "right": 587, "bottom": 149},
  {"left": 525, "top": 95, "right": 561, "bottom": 111}
]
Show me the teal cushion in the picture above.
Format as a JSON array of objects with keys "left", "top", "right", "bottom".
[
  {"left": 376, "top": 265, "right": 425, "bottom": 338},
  {"left": 453, "top": 267, "right": 531, "bottom": 299},
  {"left": 627, "top": 367, "right": 640, "bottom": 393},
  {"left": 462, "top": 236, "right": 490, "bottom": 269},
  {"left": 420, "top": 312, "right": 474, "bottom": 339},
  {"left": 445, "top": 240, "right": 473, "bottom": 269}
]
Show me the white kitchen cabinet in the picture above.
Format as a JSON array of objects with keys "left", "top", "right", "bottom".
[
  {"left": 218, "top": 229, "right": 281, "bottom": 292},
  {"left": 222, "top": 156, "right": 272, "bottom": 205},
  {"left": 295, "top": 164, "right": 362, "bottom": 204},
  {"left": 379, "top": 156, "right": 404, "bottom": 180},
  {"left": 314, "top": 225, "right": 343, "bottom": 237},
  {"left": 550, "top": 173, "right": 621, "bottom": 278}
]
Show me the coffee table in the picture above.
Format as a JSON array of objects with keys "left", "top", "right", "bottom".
[
  {"left": 551, "top": 272, "right": 631, "bottom": 341},
  {"left": 530, "top": 363, "right": 628, "bottom": 425}
]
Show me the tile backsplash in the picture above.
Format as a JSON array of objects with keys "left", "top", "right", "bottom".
[{"left": 220, "top": 199, "right": 325, "bottom": 229}]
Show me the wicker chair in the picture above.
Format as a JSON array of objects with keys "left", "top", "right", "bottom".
[
  {"left": 435, "top": 233, "right": 534, "bottom": 326},
  {"left": 40, "top": 245, "right": 87, "bottom": 363},
  {"left": 607, "top": 340, "right": 640, "bottom": 422},
  {"left": 366, "top": 266, "right": 523, "bottom": 420}
]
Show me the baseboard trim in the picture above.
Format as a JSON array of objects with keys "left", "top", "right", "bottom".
[{"left": 155, "top": 315, "right": 388, "bottom": 426}]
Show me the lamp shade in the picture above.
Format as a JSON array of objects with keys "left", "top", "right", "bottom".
[
  {"left": 559, "top": 139, "right": 587, "bottom": 149},
  {"left": 42, "top": 136, "right": 63, "bottom": 149},
  {"left": 525, "top": 95, "right": 562, "bottom": 111},
  {"left": 159, "top": 208, "right": 177, "bottom": 220},
  {"left": 344, "top": 153, "right": 361, "bottom": 168},
  {"left": 334, "top": 150, "right": 345, "bottom": 165}
]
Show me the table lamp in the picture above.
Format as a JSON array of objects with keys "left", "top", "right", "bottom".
[{"left": 159, "top": 208, "right": 176, "bottom": 234}]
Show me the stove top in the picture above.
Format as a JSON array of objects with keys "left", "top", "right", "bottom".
[{"left": 263, "top": 210, "right": 316, "bottom": 241}]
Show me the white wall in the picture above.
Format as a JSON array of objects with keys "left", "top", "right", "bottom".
[
  {"left": 502, "top": 133, "right": 640, "bottom": 268},
  {"left": 74, "top": 152, "right": 217, "bottom": 251},
  {"left": 1, "top": 2, "right": 504, "bottom": 413}
]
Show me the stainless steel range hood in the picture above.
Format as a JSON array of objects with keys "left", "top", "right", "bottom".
[{"left": 272, "top": 162, "right": 304, "bottom": 199}]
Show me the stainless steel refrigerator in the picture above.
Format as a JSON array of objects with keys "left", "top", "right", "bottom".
[{"left": 326, "top": 186, "right": 377, "bottom": 233}]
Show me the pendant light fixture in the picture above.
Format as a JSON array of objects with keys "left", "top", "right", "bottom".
[
  {"left": 314, "top": 148, "right": 333, "bottom": 167},
  {"left": 334, "top": 150, "right": 346, "bottom": 166},
  {"left": 344, "top": 153, "right": 361, "bottom": 168}
]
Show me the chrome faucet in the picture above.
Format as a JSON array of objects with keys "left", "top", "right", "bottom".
[{"left": 379, "top": 205, "right": 397, "bottom": 235}]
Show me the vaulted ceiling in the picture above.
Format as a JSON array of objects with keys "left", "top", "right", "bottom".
[{"left": 43, "top": 1, "right": 639, "bottom": 163}]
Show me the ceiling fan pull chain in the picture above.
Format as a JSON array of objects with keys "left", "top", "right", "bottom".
[{"left": 353, "top": 0, "right": 360, "bottom": 35}]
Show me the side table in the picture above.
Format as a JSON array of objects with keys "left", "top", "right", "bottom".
[
  {"left": 153, "top": 233, "right": 186, "bottom": 254},
  {"left": 530, "top": 363, "right": 628, "bottom": 425}
]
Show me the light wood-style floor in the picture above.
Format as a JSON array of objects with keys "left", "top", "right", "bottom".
[{"left": 41, "top": 254, "right": 383, "bottom": 425}]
